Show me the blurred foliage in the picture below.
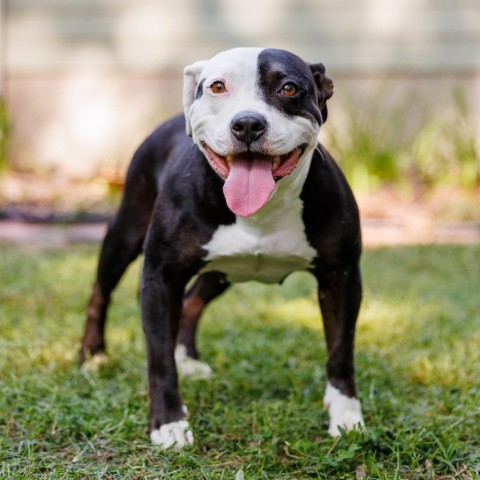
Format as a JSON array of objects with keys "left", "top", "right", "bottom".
[
  {"left": 0, "top": 97, "right": 11, "bottom": 172},
  {"left": 327, "top": 86, "right": 480, "bottom": 193}
]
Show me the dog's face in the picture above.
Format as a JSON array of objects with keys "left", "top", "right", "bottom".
[{"left": 183, "top": 48, "right": 333, "bottom": 218}]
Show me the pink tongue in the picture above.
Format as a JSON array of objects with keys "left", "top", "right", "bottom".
[{"left": 223, "top": 157, "right": 275, "bottom": 218}]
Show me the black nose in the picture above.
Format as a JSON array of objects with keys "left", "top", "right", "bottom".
[{"left": 230, "top": 112, "right": 268, "bottom": 145}]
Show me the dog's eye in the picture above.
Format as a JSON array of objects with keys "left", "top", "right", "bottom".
[
  {"left": 210, "top": 81, "right": 226, "bottom": 94},
  {"left": 280, "top": 83, "right": 298, "bottom": 96}
]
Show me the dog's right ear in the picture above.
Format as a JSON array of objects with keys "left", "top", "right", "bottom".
[{"left": 183, "top": 60, "right": 208, "bottom": 137}]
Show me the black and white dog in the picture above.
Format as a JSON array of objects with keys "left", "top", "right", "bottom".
[{"left": 80, "top": 47, "right": 364, "bottom": 449}]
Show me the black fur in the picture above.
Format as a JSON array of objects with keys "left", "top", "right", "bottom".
[{"left": 257, "top": 48, "right": 324, "bottom": 125}]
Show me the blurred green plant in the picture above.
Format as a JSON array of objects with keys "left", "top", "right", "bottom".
[
  {"left": 326, "top": 86, "right": 411, "bottom": 190},
  {"left": 0, "top": 97, "right": 11, "bottom": 172},
  {"left": 327, "top": 86, "right": 480, "bottom": 192}
]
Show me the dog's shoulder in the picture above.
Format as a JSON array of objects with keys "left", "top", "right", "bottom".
[
  {"left": 126, "top": 114, "right": 200, "bottom": 179},
  {"left": 148, "top": 114, "right": 188, "bottom": 143},
  {"left": 303, "top": 144, "right": 358, "bottom": 212},
  {"left": 301, "top": 144, "right": 361, "bottom": 257},
  {"left": 143, "top": 114, "right": 191, "bottom": 158}
]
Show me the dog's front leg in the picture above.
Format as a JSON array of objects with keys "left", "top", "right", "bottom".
[
  {"left": 315, "top": 263, "right": 365, "bottom": 437},
  {"left": 141, "top": 261, "right": 193, "bottom": 450}
]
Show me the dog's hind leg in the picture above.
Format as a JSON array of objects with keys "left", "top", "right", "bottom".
[
  {"left": 315, "top": 262, "right": 365, "bottom": 437},
  {"left": 79, "top": 159, "right": 157, "bottom": 365},
  {"left": 175, "top": 271, "right": 230, "bottom": 378}
]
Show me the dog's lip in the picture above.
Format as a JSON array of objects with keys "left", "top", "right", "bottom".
[{"left": 201, "top": 143, "right": 306, "bottom": 181}]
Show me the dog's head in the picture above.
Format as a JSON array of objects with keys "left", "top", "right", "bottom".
[{"left": 183, "top": 48, "right": 333, "bottom": 218}]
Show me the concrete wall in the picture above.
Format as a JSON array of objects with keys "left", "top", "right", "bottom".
[{"left": 3, "top": 0, "right": 480, "bottom": 177}]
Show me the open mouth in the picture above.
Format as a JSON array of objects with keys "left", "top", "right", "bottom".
[
  {"left": 200, "top": 142, "right": 307, "bottom": 218},
  {"left": 201, "top": 143, "right": 306, "bottom": 181}
]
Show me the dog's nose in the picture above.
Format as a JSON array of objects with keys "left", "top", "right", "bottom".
[{"left": 230, "top": 112, "right": 268, "bottom": 145}]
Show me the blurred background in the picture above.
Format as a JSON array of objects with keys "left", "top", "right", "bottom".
[{"left": 0, "top": 0, "right": 479, "bottom": 231}]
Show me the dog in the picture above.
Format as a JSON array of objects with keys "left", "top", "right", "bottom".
[{"left": 79, "top": 47, "right": 365, "bottom": 449}]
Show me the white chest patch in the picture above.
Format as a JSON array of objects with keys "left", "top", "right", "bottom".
[{"left": 200, "top": 170, "right": 316, "bottom": 284}]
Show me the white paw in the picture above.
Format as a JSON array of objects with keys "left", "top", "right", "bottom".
[
  {"left": 324, "top": 382, "right": 365, "bottom": 437},
  {"left": 150, "top": 420, "right": 194, "bottom": 450},
  {"left": 81, "top": 352, "right": 109, "bottom": 372},
  {"left": 175, "top": 344, "right": 213, "bottom": 380}
]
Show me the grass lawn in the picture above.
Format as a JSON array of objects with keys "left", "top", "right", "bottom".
[{"left": 1, "top": 243, "right": 479, "bottom": 479}]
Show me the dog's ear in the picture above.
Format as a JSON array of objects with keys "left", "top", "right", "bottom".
[
  {"left": 309, "top": 63, "right": 334, "bottom": 124},
  {"left": 183, "top": 60, "right": 208, "bottom": 136}
]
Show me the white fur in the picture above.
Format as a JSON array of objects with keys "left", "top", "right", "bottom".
[
  {"left": 324, "top": 382, "right": 364, "bottom": 437},
  {"left": 183, "top": 60, "right": 209, "bottom": 136},
  {"left": 175, "top": 344, "right": 213, "bottom": 379},
  {"left": 80, "top": 352, "right": 109, "bottom": 372},
  {"left": 150, "top": 420, "right": 194, "bottom": 450}
]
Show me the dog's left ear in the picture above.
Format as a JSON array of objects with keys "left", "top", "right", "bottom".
[
  {"left": 183, "top": 60, "right": 208, "bottom": 136},
  {"left": 309, "top": 63, "right": 334, "bottom": 124}
]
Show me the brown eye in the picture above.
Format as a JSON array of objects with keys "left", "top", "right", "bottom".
[
  {"left": 281, "top": 83, "right": 298, "bottom": 96},
  {"left": 210, "top": 81, "right": 226, "bottom": 94}
]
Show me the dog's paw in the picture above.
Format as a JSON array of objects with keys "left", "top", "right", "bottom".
[
  {"left": 80, "top": 352, "right": 109, "bottom": 372},
  {"left": 150, "top": 420, "right": 194, "bottom": 450},
  {"left": 175, "top": 345, "right": 213, "bottom": 380},
  {"left": 324, "top": 382, "right": 365, "bottom": 437}
]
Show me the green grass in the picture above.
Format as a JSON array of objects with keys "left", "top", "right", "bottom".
[{"left": 1, "top": 244, "right": 479, "bottom": 479}]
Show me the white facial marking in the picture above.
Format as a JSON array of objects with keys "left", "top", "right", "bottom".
[
  {"left": 201, "top": 146, "right": 317, "bottom": 284},
  {"left": 324, "top": 382, "right": 365, "bottom": 437},
  {"left": 188, "top": 48, "right": 260, "bottom": 154},
  {"left": 175, "top": 344, "right": 213, "bottom": 380},
  {"left": 150, "top": 420, "right": 194, "bottom": 450}
]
